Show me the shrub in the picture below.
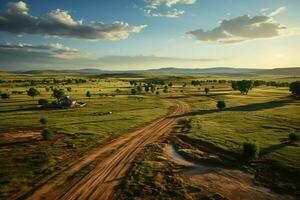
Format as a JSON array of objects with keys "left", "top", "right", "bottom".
[
  {"left": 288, "top": 132, "right": 300, "bottom": 142},
  {"left": 86, "top": 91, "right": 91, "bottom": 98},
  {"left": 242, "top": 141, "right": 260, "bottom": 160},
  {"left": 131, "top": 88, "right": 137, "bottom": 95},
  {"left": 42, "top": 128, "right": 53, "bottom": 140},
  {"left": 38, "top": 98, "right": 49, "bottom": 106},
  {"left": 40, "top": 117, "right": 48, "bottom": 125},
  {"left": 289, "top": 81, "right": 300, "bottom": 98},
  {"left": 216, "top": 100, "right": 226, "bottom": 110},
  {"left": 1, "top": 93, "right": 10, "bottom": 99},
  {"left": 27, "top": 87, "right": 40, "bottom": 99}
]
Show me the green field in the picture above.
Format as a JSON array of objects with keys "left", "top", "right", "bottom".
[{"left": 0, "top": 72, "right": 299, "bottom": 198}]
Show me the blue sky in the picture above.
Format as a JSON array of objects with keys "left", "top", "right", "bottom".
[{"left": 0, "top": 0, "right": 299, "bottom": 70}]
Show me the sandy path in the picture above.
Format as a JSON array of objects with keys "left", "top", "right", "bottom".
[{"left": 23, "top": 100, "right": 188, "bottom": 200}]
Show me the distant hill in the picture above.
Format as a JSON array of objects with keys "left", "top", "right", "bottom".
[
  {"left": 257, "top": 67, "right": 300, "bottom": 75},
  {"left": 140, "top": 67, "right": 262, "bottom": 74},
  {"left": 10, "top": 67, "right": 300, "bottom": 76}
]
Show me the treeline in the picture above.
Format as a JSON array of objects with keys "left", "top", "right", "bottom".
[
  {"left": 191, "top": 79, "right": 290, "bottom": 87},
  {"left": 0, "top": 78, "right": 88, "bottom": 86}
]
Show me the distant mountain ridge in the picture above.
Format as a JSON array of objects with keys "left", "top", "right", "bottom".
[{"left": 6, "top": 67, "right": 300, "bottom": 76}]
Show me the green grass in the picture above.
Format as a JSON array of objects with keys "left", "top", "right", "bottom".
[{"left": 175, "top": 86, "right": 300, "bottom": 170}]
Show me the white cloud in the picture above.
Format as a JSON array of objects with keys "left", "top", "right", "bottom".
[
  {"left": 144, "top": 0, "right": 196, "bottom": 18},
  {"left": 146, "top": 0, "right": 197, "bottom": 9},
  {"left": 269, "top": 6, "right": 286, "bottom": 17},
  {"left": 0, "top": 1, "right": 146, "bottom": 40},
  {"left": 144, "top": 8, "right": 185, "bottom": 18},
  {"left": 186, "top": 7, "right": 295, "bottom": 44}
]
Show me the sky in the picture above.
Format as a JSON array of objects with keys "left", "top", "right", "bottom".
[{"left": 0, "top": 0, "right": 299, "bottom": 71}]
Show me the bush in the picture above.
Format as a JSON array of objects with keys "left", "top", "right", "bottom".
[
  {"left": 288, "top": 132, "right": 300, "bottom": 142},
  {"left": 289, "top": 81, "right": 300, "bottom": 98},
  {"left": 40, "top": 117, "right": 48, "bottom": 125},
  {"left": 216, "top": 100, "right": 226, "bottom": 110},
  {"left": 42, "top": 128, "right": 53, "bottom": 140},
  {"left": 1, "top": 93, "right": 10, "bottom": 99},
  {"left": 38, "top": 98, "right": 49, "bottom": 106},
  {"left": 242, "top": 141, "right": 260, "bottom": 160}
]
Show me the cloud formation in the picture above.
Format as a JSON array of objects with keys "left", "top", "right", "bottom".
[
  {"left": 186, "top": 8, "right": 292, "bottom": 44},
  {"left": 146, "top": 0, "right": 197, "bottom": 9},
  {"left": 144, "top": 8, "right": 185, "bottom": 18},
  {"left": 0, "top": 42, "right": 221, "bottom": 70},
  {"left": 143, "top": 0, "right": 196, "bottom": 18},
  {"left": 0, "top": 42, "right": 86, "bottom": 59},
  {"left": 0, "top": 1, "right": 146, "bottom": 40}
]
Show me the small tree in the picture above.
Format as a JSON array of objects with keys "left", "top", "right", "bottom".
[
  {"left": 204, "top": 87, "right": 210, "bottom": 95},
  {"left": 156, "top": 91, "right": 160, "bottom": 96},
  {"left": 66, "top": 87, "right": 72, "bottom": 92},
  {"left": 242, "top": 141, "right": 260, "bottom": 160},
  {"left": 131, "top": 88, "right": 137, "bottom": 95},
  {"left": 217, "top": 100, "right": 226, "bottom": 111},
  {"left": 86, "top": 91, "right": 91, "bottom": 98},
  {"left": 52, "top": 88, "right": 65, "bottom": 101},
  {"left": 38, "top": 98, "right": 49, "bottom": 107},
  {"left": 40, "top": 117, "right": 48, "bottom": 125},
  {"left": 27, "top": 87, "right": 40, "bottom": 99},
  {"left": 163, "top": 85, "right": 168, "bottom": 93},
  {"left": 289, "top": 132, "right": 299, "bottom": 143},
  {"left": 168, "top": 82, "right": 173, "bottom": 87},
  {"left": 1, "top": 93, "right": 10, "bottom": 99},
  {"left": 42, "top": 128, "right": 53, "bottom": 141},
  {"left": 289, "top": 81, "right": 300, "bottom": 98}
]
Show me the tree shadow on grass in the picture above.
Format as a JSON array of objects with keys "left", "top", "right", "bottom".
[
  {"left": 171, "top": 98, "right": 293, "bottom": 118},
  {"left": 259, "top": 142, "right": 289, "bottom": 157}
]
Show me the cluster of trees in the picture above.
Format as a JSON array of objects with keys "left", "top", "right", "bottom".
[
  {"left": 130, "top": 81, "right": 170, "bottom": 95},
  {"left": 0, "top": 78, "right": 88, "bottom": 87},
  {"left": 289, "top": 81, "right": 300, "bottom": 98},
  {"left": 231, "top": 80, "right": 253, "bottom": 95}
]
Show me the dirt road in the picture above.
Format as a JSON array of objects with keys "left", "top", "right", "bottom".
[{"left": 24, "top": 100, "right": 189, "bottom": 200}]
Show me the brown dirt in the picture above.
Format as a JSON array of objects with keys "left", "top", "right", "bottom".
[
  {"left": 0, "top": 131, "right": 41, "bottom": 145},
  {"left": 22, "top": 100, "right": 189, "bottom": 200},
  {"left": 188, "top": 169, "right": 293, "bottom": 200}
]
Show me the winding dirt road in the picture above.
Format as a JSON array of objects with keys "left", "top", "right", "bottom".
[{"left": 23, "top": 100, "right": 189, "bottom": 200}]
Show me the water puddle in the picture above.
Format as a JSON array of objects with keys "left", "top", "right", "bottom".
[{"left": 164, "top": 144, "right": 223, "bottom": 174}]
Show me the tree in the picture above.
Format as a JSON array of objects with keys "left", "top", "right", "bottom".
[
  {"left": 144, "top": 84, "right": 150, "bottom": 92},
  {"left": 1, "top": 93, "right": 10, "bottom": 99},
  {"left": 38, "top": 98, "right": 49, "bottom": 107},
  {"left": 156, "top": 91, "right": 159, "bottom": 96},
  {"left": 234, "top": 80, "right": 253, "bottom": 95},
  {"left": 217, "top": 100, "right": 226, "bottom": 110},
  {"left": 27, "top": 87, "right": 40, "bottom": 99},
  {"left": 163, "top": 85, "right": 168, "bottom": 93},
  {"left": 66, "top": 87, "right": 72, "bottom": 92},
  {"left": 86, "top": 91, "right": 91, "bottom": 98},
  {"left": 289, "top": 132, "right": 299, "bottom": 143},
  {"left": 231, "top": 81, "right": 238, "bottom": 90},
  {"left": 39, "top": 117, "right": 47, "bottom": 125},
  {"left": 53, "top": 88, "right": 65, "bottom": 101},
  {"left": 42, "top": 128, "right": 53, "bottom": 140},
  {"left": 289, "top": 81, "right": 300, "bottom": 98},
  {"left": 131, "top": 88, "right": 137, "bottom": 95},
  {"left": 242, "top": 141, "right": 260, "bottom": 160},
  {"left": 168, "top": 82, "right": 173, "bottom": 87},
  {"left": 204, "top": 87, "right": 210, "bottom": 95}
]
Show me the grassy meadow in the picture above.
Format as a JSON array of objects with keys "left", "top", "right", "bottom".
[{"left": 0, "top": 71, "right": 299, "bottom": 198}]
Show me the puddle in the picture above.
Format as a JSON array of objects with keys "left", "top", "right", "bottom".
[{"left": 164, "top": 144, "right": 223, "bottom": 174}]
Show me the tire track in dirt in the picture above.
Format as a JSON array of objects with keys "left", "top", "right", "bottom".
[{"left": 24, "top": 100, "right": 189, "bottom": 200}]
